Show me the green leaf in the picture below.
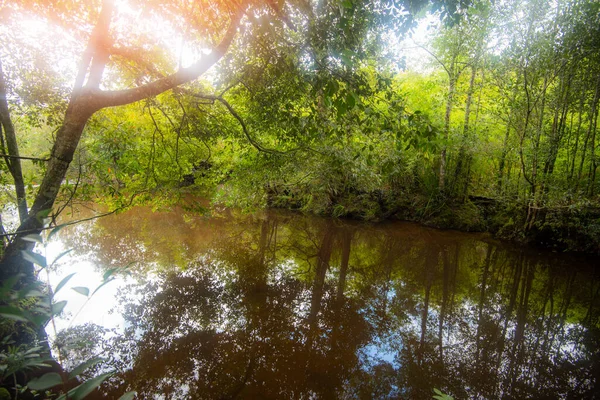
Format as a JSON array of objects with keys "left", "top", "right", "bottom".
[
  {"left": 72, "top": 287, "right": 90, "bottom": 297},
  {"left": 118, "top": 391, "right": 136, "bottom": 400},
  {"left": 35, "top": 209, "right": 52, "bottom": 223},
  {"left": 51, "top": 300, "right": 67, "bottom": 316},
  {"left": 103, "top": 268, "right": 117, "bottom": 281},
  {"left": 325, "top": 80, "right": 339, "bottom": 97},
  {"left": 28, "top": 314, "right": 50, "bottom": 328},
  {"left": 54, "top": 273, "right": 76, "bottom": 295},
  {"left": 432, "top": 388, "right": 454, "bottom": 400},
  {"left": 52, "top": 249, "right": 73, "bottom": 266},
  {"left": 20, "top": 250, "right": 47, "bottom": 268},
  {"left": 91, "top": 278, "right": 115, "bottom": 297},
  {"left": 0, "top": 306, "right": 29, "bottom": 322},
  {"left": 22, "top": 234, "right": 44, "bottom": 244},
  {"left": 24, "top": 346, "right": 43, "bottom": 355},
  {"left": 68, "top": 357, "right": 105, "bottom": 380},
  {"left": 346, "top": 92, "right": 356, "bottom": 109},
  {"left": 336, "top": 100, "right": 347, "bottom": 117},
  {"left": 0, "top": 274, "right": 21, "bottom": 296},
  {"left": 17, "top": 286, "right": 44, "bottom": 299},
  {"left": 69, "top": 372, "right": 113, "bottom": 400},
  {"left": 27, "top": 372, "right": 63, "bottom": 390},
  {"left": 48, "top": 224, "right": 66, "bottom": 242},
  {"left": 340, "top": 49, "right": 354, "bottom": 66}
]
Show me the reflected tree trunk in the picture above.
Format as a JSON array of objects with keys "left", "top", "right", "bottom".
[
  {"left": 305, "top": 223, "right": 335, "bottom": 394},
  {"left": 331, "top": 228, "right": 353, "bottom": 358},
  {"left": 506, "top": 257, "right": 534, "bottom": 397},
  {"left": 495, "top": 251, "right": 523, "bottom": 394},
  {"left": 438, "top": 246, "right": 450, "bottom": 362},
  {"left": 307, "top": 223, "right": 335, "bottom": 341},
  {"left": 419, "top": 246, "right": 438, "bottom": 364},
  {"left": 336, "top": 228, "right": 352, "bottom": 303},
  {"left": 476, "top": 243, "right": 493, "bottom": 364}
]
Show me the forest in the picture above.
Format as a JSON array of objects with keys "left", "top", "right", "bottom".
[
  {"left": 0, "top": 0, "right": 599, "bottom": 398},
  {"left": 0, "top": 0, "right": 598, "bottom": 261}
]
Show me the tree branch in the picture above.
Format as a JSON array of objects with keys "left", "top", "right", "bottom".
[
  {"left": 0, "top": 154, "right": 50, "bottom": 162},
  {"left": 0, "top": 191, "right": 144, "bottom": 240},
  {"left": 93, "top": 10, "right": 242, "bottom": 109},
  {"left": 185, "top": 91, "right": 298, "bottom": 155}
]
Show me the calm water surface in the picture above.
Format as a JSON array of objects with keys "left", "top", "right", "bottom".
[{"left": 47, "top": 203, "right": 599, "bottom": 399}]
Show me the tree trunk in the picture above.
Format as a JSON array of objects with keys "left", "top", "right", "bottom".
[
  {"left": 0, "top": 58, "right": 28, "bottom": 223},
  {"left": 568, "top": 91, "right": 586, "bottom": 180},
  {"left": 0, "top": 98, "right": 96, "bottom": 280},
  {"left": 498, "top": 85, "right": 519, "bottom": 194},
  {"left": 454, "top": 64, "right": 477, "bottom": 199},
  {"left": 587, "top": 79, "right": 599, "bottom": 196},
  {"left": 439, "top": 69, "right": 456, "bottom": 193},
  {"left": 577, "top": 75, "right": 600, "bottom": 190}
]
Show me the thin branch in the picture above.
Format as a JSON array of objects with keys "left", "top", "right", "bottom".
[
  {"left": 109, "top": 45, "right": 166, "bottom": 80},
  {"left": 187, "top": 92, "right": 298, "bottom": 155},
  {"left": 146, "top": 102, "right": 176, "bottom": 165},
  {"left": 0, "top": 154, "right": 50, "bottom": 162},
  {"left": 414, "top": 43, "right": 451, "bottom": 75},
  {"left": 53, "top": 159, "right": 83, "bottom": 219},
  {"left": 0, "top": 192, "right": 144, "bottom": 239}
]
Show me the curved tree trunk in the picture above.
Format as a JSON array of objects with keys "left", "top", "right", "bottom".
[{"left": 0, "top": 99, "right": 96, "bottom": 280}]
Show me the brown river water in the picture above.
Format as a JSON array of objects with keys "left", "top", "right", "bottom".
[{"left": 43, "top": 203, "right": 599, "bottom": 399}]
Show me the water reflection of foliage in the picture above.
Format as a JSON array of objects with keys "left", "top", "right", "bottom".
[
  {"left": 58, "top": 207, "right": 599, "bottom": 398},
  {"left": 104, "top": 258, "right": 370, "bottom": 398}
]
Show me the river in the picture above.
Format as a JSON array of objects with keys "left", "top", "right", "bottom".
[{"left": 40, "top": 202, "right": 599, "bottom": 399}]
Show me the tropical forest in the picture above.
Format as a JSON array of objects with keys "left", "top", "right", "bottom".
[{"left": 0, "top": 0, "right": 599, "bottom": 398}]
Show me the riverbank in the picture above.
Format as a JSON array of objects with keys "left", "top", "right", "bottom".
[{"left": 260, "top": 187, "right": 600, "bottom": 255}]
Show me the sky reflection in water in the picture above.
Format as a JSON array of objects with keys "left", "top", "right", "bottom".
[{"left": 48, "top": 204, "right": 599, "bottom": 399}]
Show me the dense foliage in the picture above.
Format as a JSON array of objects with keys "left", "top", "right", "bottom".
[
  {"left": 1, "top": 0, "right": 600, "bottom": 266},
  {"left": 1, "top": 0, "right": 599, "bottom": 395}
]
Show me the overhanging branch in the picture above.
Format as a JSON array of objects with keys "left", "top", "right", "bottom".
[
  {"left": 93, "top": 10, "right": 243, "bottom": 109},
  {"left": 0, "top": 191, "right": 144, "bottom": 240},
  {"left": 184, "top": 90, "right": 298, "bottom": 155}
]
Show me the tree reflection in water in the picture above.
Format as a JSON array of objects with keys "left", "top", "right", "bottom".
[{"left": 59, "top": 206, "right": 599, "bottom": 399}]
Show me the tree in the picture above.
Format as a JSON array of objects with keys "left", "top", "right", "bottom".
[
  {"left": 0, "top": 57, "right": 28, "bottom": 224},
  {"left": 0, "top": 0, "right": 245, "bottom": 279},
  {"left": 0, "top": 0, "right": 477, "bottom": 280}
]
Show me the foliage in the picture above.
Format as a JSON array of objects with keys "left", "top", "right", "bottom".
[
  {"left": 0, "top": 0, "right": 599, "bottom": 264},
  {"left": 0, "top": 224, "right": 131, "bottom": 399},
  {"left": 433, "top": 388, "right": 454, "bottom": 400}
]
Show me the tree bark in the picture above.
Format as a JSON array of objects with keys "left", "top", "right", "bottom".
[
  {"left": 454, "top": 64, "right": 477, "bottom": 199},
  {"left": 576, "top": 75, "right": 600, "bottom": 190},
  {"left": 439, "top": 67, "right": 456, "bottom": 193},
  {"left": 568, "top": 91, "right": 586, "bottom": 180},
  {"left": 0, "top": 58, "right": 28, "bottom": 223}
]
